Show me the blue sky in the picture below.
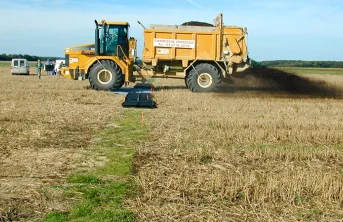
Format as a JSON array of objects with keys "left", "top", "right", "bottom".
[{"left": 0, "top": 0, "right": 342, "bottom": 61}]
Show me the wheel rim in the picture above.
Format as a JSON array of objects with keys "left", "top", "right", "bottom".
[
  {"left": 197, "top": 73, "right": 213, "bottom": 88},
  {"left": 97, "top": 69, "right": 112, "bottom": 85}
]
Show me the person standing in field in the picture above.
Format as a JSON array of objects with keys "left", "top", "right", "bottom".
[
  {"left": 52, "top": 60, "right": 56, "bottom": 75},
  {"left": 57, "top": 61, "right": 64, "bottom": 76},
  {"left": 36, "top": 59, "right": 43, "bottom": 79},
  {"left": 45, "top": 59, "right": 52, "bottom": 75}
]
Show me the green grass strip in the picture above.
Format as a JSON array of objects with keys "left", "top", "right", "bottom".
[{"left": 43, "top": 110, "right": 147, "bottom": 222}]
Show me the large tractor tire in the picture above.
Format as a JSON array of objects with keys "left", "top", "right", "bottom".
[
  {"left": 186, "top": 63, "right": 221, "bottom": 92},
  {"left": 88, "top": 60, "right": 124, "bottom": 91},
  {"left": 184, "top": 77, "right": 189, "bottom": 88},
  {"left": 109, "top": 60, "right": 125, "bottom": 87}
]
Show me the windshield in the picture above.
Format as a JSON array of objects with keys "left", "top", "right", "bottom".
[{"left": 99, "top": 24, "right": 128, "bottom": 56}]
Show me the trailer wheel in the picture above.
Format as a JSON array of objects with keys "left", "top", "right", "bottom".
[
  {"left": 88, "top": 60, "right": 124, "bottom": 91},
  {"left": 186, "top": 63, "right": 221, "bottom": 92}
]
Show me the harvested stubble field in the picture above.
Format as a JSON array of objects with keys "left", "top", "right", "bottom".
[
  {"left": 0, "top": 66, "right": 124, "bottom": 220},
  {"left": 128, "top": 68, "right": 343, "bottom": 221},
  {"left": 1, "top": 64, "right": 343, "bottom": 221}
]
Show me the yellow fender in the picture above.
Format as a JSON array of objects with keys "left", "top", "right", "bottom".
[{"left": 60, "top": 67, "right": 72, "bottom": 79}]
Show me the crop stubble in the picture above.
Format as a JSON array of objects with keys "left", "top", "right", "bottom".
[
  {"left": 0, "top": 67, "right": 123, "bottom": 220},
  {"left": 1, "top": 66, "right": 343, "bottom": 221},
  {"left": 128, "top": 68, "right": 343, "bottom": 221}
]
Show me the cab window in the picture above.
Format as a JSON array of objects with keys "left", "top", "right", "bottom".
[{"left": 99, "top": 24, "right": 128, "bottom": 56}]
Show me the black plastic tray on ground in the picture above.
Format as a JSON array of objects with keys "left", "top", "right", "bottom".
[
  {"left": 122, "top": 83, "right": 157, "bottom": 108},
  {"left": 122, "top": 92, "right": 157, "bottom": 108}
]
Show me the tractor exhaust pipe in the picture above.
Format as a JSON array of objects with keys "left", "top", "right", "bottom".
[{"left": 94, "top": 20, "right": 100, "bottom": 55}]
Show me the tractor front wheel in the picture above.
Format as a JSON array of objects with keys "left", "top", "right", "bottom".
[{"left": 88, "top": 60, "right": 124, "bottom": 91}]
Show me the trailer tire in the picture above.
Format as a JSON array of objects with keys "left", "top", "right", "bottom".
[
  {"left": 186, "top": 63, "right": 221, "bottom": 92},
  {"left": 88, "top": 60, "right": 124, "bottom": 91}
]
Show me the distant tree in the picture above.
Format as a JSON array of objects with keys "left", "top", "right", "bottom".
[
  {"left": 0, "top": 54, "right": 7, "bottom": 60},
  {"left": 250, "top": 60, "right": 264, "bottom": 68},
  {"left": 0, "top": 53, "right": 64, "bottom": 61},
  {"left": 23, "top": 54, "right": 33, "bottom": 61},
  {"left": 258, "top": 60, "right": 343, "bottom": 68}
]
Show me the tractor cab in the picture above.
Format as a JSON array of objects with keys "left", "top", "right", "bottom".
[{"left": 95, "top": 20, "right": 130, "bottom": 58}]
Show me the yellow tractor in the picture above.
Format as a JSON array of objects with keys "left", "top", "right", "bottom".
[{"left": 61, "top": 14, "right": 250, "bottom": 92}]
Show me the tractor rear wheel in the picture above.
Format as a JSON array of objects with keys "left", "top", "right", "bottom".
[
  {"left": 88, "top": 60, "right": 124, "bottom": 91},
  {"left": 184, "top": 77, "right": 189, "bottom": 88},
  {"left": 186, "top": 63, "right": 221, "bottom": 92}
]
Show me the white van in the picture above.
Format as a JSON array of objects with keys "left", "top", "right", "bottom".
[{"left": 11, "top": 58, "right": 30, "bottom": 75}]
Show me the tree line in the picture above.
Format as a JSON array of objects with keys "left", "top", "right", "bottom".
[
  {"left": 251, "top": 60, "right": 343, "bottom": 68},
  {"left": 1, "top": 53, "right": 342, "bottom": 68},
  {"left": 0, "top": 53, "right": 63, "bottom": 61}
]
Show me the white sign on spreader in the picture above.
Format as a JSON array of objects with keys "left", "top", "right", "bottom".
[
  {"left": 69, "top": 58, "right": 78, "bottom": 64},
  {"left": 157, "top": 48, "right": 170, "bottom": 54},
  {"left": 153, "top": 38, "right": 195, "bottom": 48}
]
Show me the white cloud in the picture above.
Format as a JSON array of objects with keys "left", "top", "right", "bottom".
[{"left": 185, "top": 0, "right": 203, "bottom": 8}]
